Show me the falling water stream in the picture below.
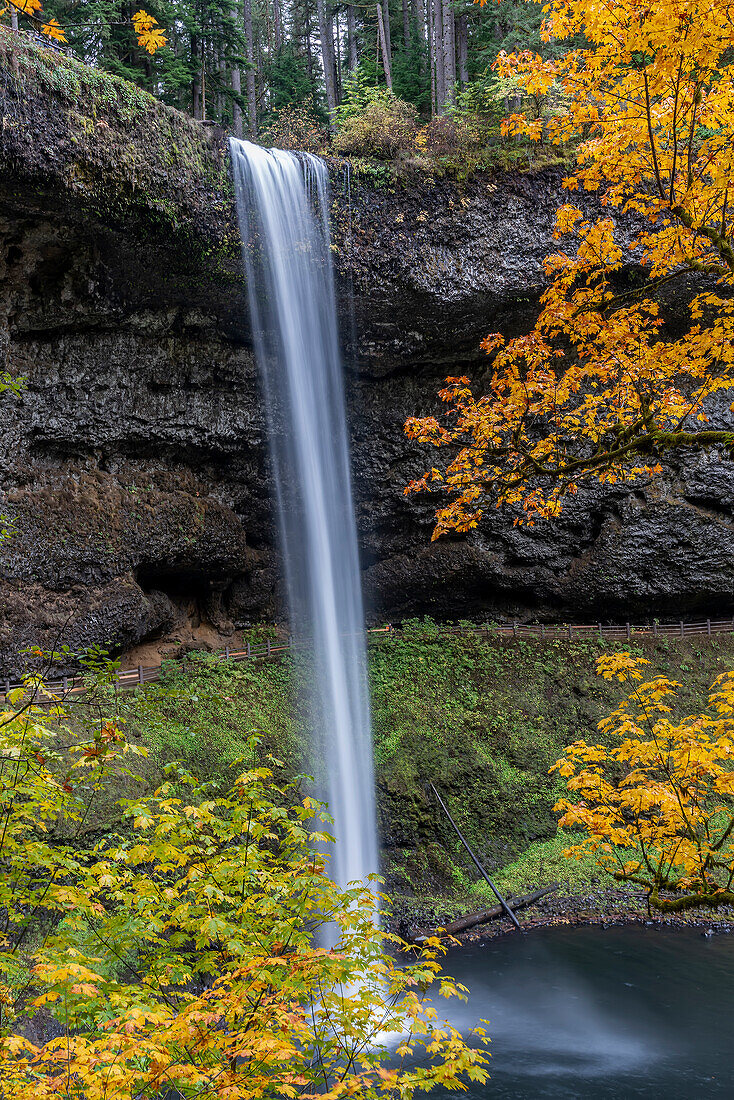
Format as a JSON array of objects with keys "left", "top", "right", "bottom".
[{"left": 229, "top": 139, "right": 378, "bottom": 900}]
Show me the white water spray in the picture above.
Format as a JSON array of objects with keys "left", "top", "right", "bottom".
[{"left": 229, "top": 139, "right": 378, "bottom": 900}]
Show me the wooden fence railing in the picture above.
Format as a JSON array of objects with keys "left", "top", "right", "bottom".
[{"left": 2, "top": 616, "right": 734, "bottom": 705}]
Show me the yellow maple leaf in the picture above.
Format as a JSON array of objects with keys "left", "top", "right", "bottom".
[
  {"left": 132, "top": 8, "right": 166, "bottom": 53},
  {"left": 41, "top": 17, "right": 66, "bottom": 42}
]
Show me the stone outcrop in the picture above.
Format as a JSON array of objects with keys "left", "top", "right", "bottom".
[{"left": 1, "top": 32, "right": 734, "bottom": 676}]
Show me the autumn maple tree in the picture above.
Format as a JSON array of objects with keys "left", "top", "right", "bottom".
[
  {"left": 3, "top": 0, "right": 165, "bottom": 52},
  {"left": 553, "top": 652, "right": 734, "bottom": 912},
  {"left": 0, "top": 679, "right": 488, "bottom": 1099},
  {"left": 406, "top": 0, "right": 734, "bottom": 533}
]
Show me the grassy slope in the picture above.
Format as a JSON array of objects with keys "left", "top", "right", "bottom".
[{"left": 80, "top": 623, "right": 734, "bottom": 918}]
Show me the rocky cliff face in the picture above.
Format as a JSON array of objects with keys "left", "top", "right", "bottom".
[{"left": 1, "top": 33, "right": 733, "bottom": 677}]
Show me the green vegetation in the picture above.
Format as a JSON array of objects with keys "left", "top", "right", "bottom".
[
  {"left": 0, "top": 690, "right": 487, "bottom": 1095},
  {"left": 72, "top": 623, "right": 734, "bottom": 915}
]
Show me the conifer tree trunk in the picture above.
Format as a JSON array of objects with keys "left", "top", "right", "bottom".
[
  {"left": 428, "top": 0, "right": 436, "bottom": 112},
  {"left": 457, "top": 13, "right": 468, "bottom": 85},
  {"left": 432, "top": 0, "right": 445, "bottom": 110},
  {"left": 402, "top": 0, "right": 410, "bottom": 51},
  {"left": 347, "top": 4, "right": 358, "bottom": 71},
  {"left": 317, "top": 0, "right": 338, "bottom": 115},
  {"left": 273, "top": 0, "right": 283, "bottom": 49},
  {"left": 217, "top": 46, "right": 226, "bottom": 119},
  {"left": 191, "top": 34, "right": 201, "bottom": 117},
  {"left": 413, "top": 0, "right": 426, "bottom": 48},
  {"left": 305, "top": 1, "right": 315, "bottom": 83},
  {"left": 231, "top": 3, "right": 243, "bottom": 139},
  {"left": 382, "top": 0, "right": 392, "bottom": 76},
  {"left": 442, "top": 0, "right": 455, "bottom": 106},
  {"left": 376, "top": 2, "right": 393, "bottom": 89},
  {"left": 243, "top": 0, "right": 257, "bottom": 136}
]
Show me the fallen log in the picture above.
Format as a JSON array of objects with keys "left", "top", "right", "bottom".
[{"left": 408, "top": 884, "right": 559, "bottom": 945}]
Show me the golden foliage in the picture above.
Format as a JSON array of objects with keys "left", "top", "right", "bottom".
[
  {"left": 0, "top": 682, "right": 488, "bottom": 1098},
  {"left": 131, "top": 8, "right": 167, "bottom": 54},
  {"left": 40, "top": 16, "right": 65, "bottom": 41},
  {"left": 406, "top": 0, "right": 734, "bottom": 533},
  {"left": 3, "top": 0, "right": 165, "bottom": 53},
  {"left": 552, "top": 653, "right": 734, "bottom": 912}
]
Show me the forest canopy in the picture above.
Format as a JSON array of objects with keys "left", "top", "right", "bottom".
[{"left": 1, "top": 0, "right": 556, "bottom": 140}]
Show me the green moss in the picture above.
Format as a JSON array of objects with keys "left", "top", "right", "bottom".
[
  {"left": 65, "top": 625, "right": 734, "bottom": 909},
  {"left": 0, "top": 27, "right": 236, "bottom": 273}
]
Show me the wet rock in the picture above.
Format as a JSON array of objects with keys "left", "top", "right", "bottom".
[{"left": 1, "top": 50, "right": 734, "bottom": 673}]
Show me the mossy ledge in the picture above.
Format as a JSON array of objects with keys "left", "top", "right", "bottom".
[
  {"left": 65, "top": 625, "right": 734, "bottom": 934},
  {"left": 0, "top": 28, "right": 239, "bottom": 276}
]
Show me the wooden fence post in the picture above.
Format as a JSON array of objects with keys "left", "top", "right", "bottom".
[
  {"left": 267, "top": 639, "right": 271, "bottom": 657},
  {"left": 541, "top": 623, "right": 545, "bottom": 639},
  {"left": 568, "top": 623, "right": 572, "bottom": 640},
  {"left": 626, "top": 622, "right": 631, "bottom": 639},
  {"left": 247, "top": 641, "right": 251, "bottom": 658},
  {"left": 138, "top": 665, "right": 143, "bottom": 684},
  {"left": 653, "top": 621, "right": 657, "bottom": 637},
  {"left": 513, "top": 622, "right": 517, "bottom": 636},
  {"left": 598, "top": 622, "right": 603, "bottom": 637},
  {"left": 225, "top": 645, "right": 230, "bottom": 660},
  {"left": 680, "top": 621, "right": 685, "bottom": 637}
]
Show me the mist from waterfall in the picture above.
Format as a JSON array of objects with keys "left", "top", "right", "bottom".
[{"left": 229, "top": 138, "right": 378, "bottom": 903}]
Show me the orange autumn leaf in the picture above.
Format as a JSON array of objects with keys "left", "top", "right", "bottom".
[
  {"left": 132, "top": 8, "right": 166, "bottom": 53},
  {"left": 41, "top": 17, "right": 66, "bottom": 41},
  {"left": 406, "top": 0, "right": 734, "bottom": 532}
]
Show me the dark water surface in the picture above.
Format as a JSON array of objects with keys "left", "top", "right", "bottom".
[{"left": 418, "top": 926, "right": 734, "bottom": 1098}]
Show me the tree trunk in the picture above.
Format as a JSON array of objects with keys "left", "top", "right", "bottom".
[
  {"left": 382, "top": 0, "right": 392, "bottom": 76},
  {"left": 334, "top": 9, "right": 341, "bottom": 100},
  {"left": 243, "top": 0, "right": 257, "bottom": 137},
  {"left": 316, "top": 0, "right": 338, "bottom": 116},
  {"left": 231, "top": 4, "right": 243, "bottom": 139},
  {"left": 408, "top": 886, "right": 559, "bottom": 944},
  {"left": 191, "top": 34, "right": 201, "bottom": 118},
  {"left": 457, "top": 13, "right": 468, "bottom": 85},
  {"left": 413, "top": 0, "right": 426, "bottom": 47},
  {"left": 376, "top": 2, "right": 393, "bottom": 90},
  {"left": 273, "top": 0, "right": 283, "bottom": 50},
  {"left": 200, "top": 55, "right": 207, "bottom": 120},
  {"left": 402, "top": 0, "right": 410, "bottom": 51},
  {"left": 428, "top": 0, "right": 436, "bottom": 112},
  {"left": 10, "top": 5, "right": 18, "bottom": 32},
  {"left": 305, "top": 1, "right": 314, "bottom": 84},
  {"left": 441, "top": 0, "right": 455, "bottom": 107},
  {"left": 347, "top": 4, "right": 358, "bottom": 72},
  {"left": 432, "top": 0, "right": 445, "bottom": 111}
]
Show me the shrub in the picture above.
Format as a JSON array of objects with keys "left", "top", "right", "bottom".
[
  {"left": 260, "top": 101, "right": 326, "bottom": 153},
  {"left": 0, "top": 685, "right": 490, "bottom": 1096},
  {"left": 419, "top": 113, "right": 464, "bottom": 157},
  {"left": 333, "top": 85, "right": 417, "bottom": 159}
]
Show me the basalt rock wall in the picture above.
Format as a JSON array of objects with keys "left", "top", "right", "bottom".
[{"left": 1, "top": 33, "right": 733, "bottom": 676}]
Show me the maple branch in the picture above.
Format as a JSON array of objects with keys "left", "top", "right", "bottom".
[
  {"left": 672, "top": 203, "right": 734, "bottom": 272},
  {"left": 642, "top": 69, "right": 666, "bottom": 201}
]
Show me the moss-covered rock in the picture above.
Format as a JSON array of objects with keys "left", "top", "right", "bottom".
[
  {"left": 68, "top": 627, "right": 734, "bottom": 916},
  {"left": 0, "top": 28, "right": 237, "bottom": 262}
]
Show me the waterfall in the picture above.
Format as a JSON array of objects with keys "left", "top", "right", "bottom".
[{"left": 229, "top": 138, "right": 378, "bottom": 904}]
